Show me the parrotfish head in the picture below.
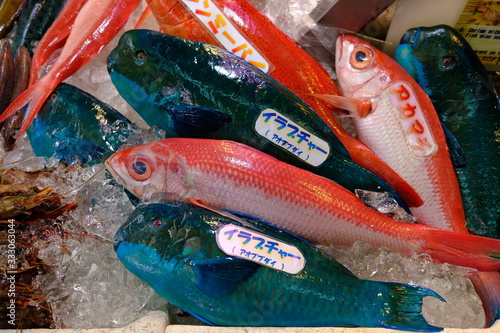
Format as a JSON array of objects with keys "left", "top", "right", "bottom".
[
  {"left": 105, "top": 140, "right": 180, "bottom": 201},
  {"left": 395, "top": 25, "right": 491, "bottom": 108},
  {"left": 335, "top": 35, "right": 397, "bottom": 100},
  {"left": 107, "top": 30, "right": 197, "bottom": 130},
  {"left": 107, "top": 29, "right": 229, "bottom": 107},
  {"left": 114, "top": 203, "right": 203, "bottom": 286}
]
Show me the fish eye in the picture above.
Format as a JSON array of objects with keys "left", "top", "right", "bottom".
[
  {"left": 134, "top": 50, "right": 147, "bottom": 65},
  {"left": 50, "top": 92, "right": 59, "bottom": 100},
  {"left": 127, "top": 155, "right": 153, "bottom": 181},
  {"left": 440, "top": 56, "right": 456, "bottom": 70},
  {"left": 350, "top": 45, "right": 374, "bottom": 70},
  {"left": 149, "top": 219, "right": 164, "bottom": 229}
]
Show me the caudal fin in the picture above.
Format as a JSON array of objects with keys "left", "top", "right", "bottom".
[
  {"left": 424, "top": 228, "right": 500, "bottom": 271},
  {"left": 381, "top": 282, "right": 443, "bottom": 332}
]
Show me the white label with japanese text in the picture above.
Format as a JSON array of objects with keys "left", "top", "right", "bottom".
[
  {"left": 180, "top": 0, "right": 272, "bottom": 73},
  {"left": 388, "top": 82, "right": 437, "bottom": 157},
  {"left": 254, "top": 109, "right": 330, "bottom": 166},
  {"left": 216, "top": 224, "right": 306, "bottom": 274}
]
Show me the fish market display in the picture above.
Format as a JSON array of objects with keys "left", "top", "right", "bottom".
[
  {"left": 395, "top": 25, "right": 500, "bottom": 239},
  {"left": 26, "top": 83, "right": 135, "bottom": 165},
  {"left": 0, "top": 0, "right": 142, "bottom": 146},
  {"left": 105, "top": 137, "right": 500, "bottom": 271},
  {"left": 142, "top": 0, "right": 418, "bottom": 205},
  {"left": 0, "top": 0, "right": 499, "bottom": 329},
  {"left": 107, "top": 29, "right": 418, "bottom": 213},
  {"left": 11, "top": 0, "right": 66, "bottom": 55},
  {"left": 115, "top": 202, "right": 443, "bottom": 330}
]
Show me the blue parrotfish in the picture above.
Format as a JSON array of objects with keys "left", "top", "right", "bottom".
[
  {"left": 106, "top": 29, "right": 421, "bottom": 214},
  {"left": 114, "top": 202, "right": 444, "bottom": 331},
  {"left": 26, "top": 83, "right": 135, "bottom": 165}
]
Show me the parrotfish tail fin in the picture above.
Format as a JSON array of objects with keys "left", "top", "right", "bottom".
[
  {"left": 313, "top": 93, "right": 423, "bottom": 208},
  {"left": 425, "top": 229, "right": 500, "bottom": 271},
  {"left": 313, "top": 94, "right": 372, "bottom": 118},
  {"left": 381, "top": 282, "right": 443, "bottom": 332},
  {"left": 468, "top": 272, "right": 500, "bottom": 327},
  {"left": 0, "top": 74, "right": 58, "bottom": 146},
  {"left": 134, "top": 6, "right": 151, "bottom": 29}
]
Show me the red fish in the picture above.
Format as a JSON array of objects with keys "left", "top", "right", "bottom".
[
  {"left": 105, "top": 137, "right": 500, "bottom": 272},
  {"left": 142, "top": 0, "right": 423, "bottom": 208},
  {"left": 0, "top": 0, "right": 141, "bottom": 146},
  {"left": 327, "top": 35, "right": 466, "bottom": 232},
  {"left": 327, "top": 34, "right": 500, "bottom": 328},
  {"left": 29, "top": 0, "right": 90, "bottom": 86}
]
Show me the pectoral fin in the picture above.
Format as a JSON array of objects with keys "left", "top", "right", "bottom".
[
  {"left": 191, "top": 257, "right": 261, "bottom": 298},
  {"left": 314, "top": 94, "right": 372, "bottom": 118},
  {"left": 440, "top": 121, "right": 466, "bottom": 168},
  {"left": 163, "top": 105, "right": 232, "bottom": 138}
]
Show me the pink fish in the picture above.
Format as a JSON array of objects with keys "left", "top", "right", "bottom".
[
  {"left": 0, "top": 0, "right": 141, "bottom": 146},
  {"left": 105, "top": 137, "right": 500, "bottom": 272},
  {"left": 321, "top": 35, "right": 466, "bottom": 232},
  {"left": 324, "top": 35, "right": 500, "bottom": 328}
]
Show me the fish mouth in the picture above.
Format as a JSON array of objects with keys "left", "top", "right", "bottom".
[{"left": 114, "top": 228, "right": 126, "bottom": 251}]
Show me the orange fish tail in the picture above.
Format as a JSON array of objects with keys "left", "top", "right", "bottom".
[{"left": 424, "top": 229, "right": 500, "bottom": 271}]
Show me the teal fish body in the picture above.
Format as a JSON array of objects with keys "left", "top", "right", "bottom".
[
  {"left": 107, "top": 29, "right": 411, "bottom": 212},
  {"left": 26, "top": 83, "right": 135, "bottom": 165},
  {"left": 395, "top": 25, "right": 500, "bottom": 238},
  {"left": 11, "top": 0, "right": 67, "bottom": 55},
  {"left": 115, "top": 203, "right": 443, "bottom": 331}
]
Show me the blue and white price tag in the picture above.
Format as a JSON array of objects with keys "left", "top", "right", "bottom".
[
  {"left": 255, "top": 109, "right": 330, "bottom": 167},
  {"left": 216, "top": 224, "right": 306, "bottom": 274}
]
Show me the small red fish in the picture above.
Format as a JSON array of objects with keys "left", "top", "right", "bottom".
[
  {"left": 0, "top": 0, "right": 141, "bottom": 146},
  {"left": 325, "top": 35, "right": 466, "bottom": 232},
  {"left": 29, "top": 0, "right": 90, "bottom": 86},
  {"left": 105, "top": 137, "right": 500, "bottom": 271}
]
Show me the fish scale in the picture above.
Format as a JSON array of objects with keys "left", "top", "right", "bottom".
[{"left": 115, "top": 203, "right": 443, "bottom": 330}]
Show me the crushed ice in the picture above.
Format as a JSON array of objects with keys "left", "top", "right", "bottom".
[{"left": 355, "top": 189, "right": 417, "bottom": 223}]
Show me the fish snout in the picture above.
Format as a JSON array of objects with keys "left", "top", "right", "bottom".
[{"left": 399, "top": 27, "right": 420, "bottom": 47}]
